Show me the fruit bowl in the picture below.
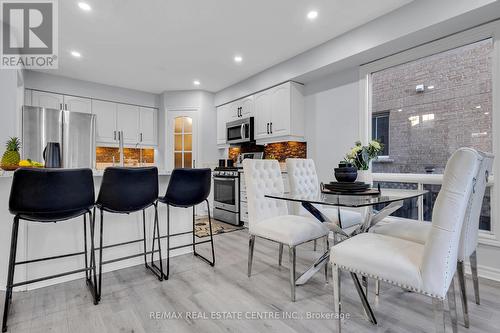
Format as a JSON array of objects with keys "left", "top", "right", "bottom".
[{"left": 1, "top": 164, "right": 19, "bottom": 171}]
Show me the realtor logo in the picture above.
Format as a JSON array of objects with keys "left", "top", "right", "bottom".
[{"left": 1, "top": 0, "right": 58, "bottom": 69}]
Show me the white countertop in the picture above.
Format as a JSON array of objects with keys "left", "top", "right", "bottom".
[{"left": 0, "top": 169, "right": 172, "bottom": 178}]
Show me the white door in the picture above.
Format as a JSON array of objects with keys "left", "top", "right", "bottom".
[
  {"left": 216, "top": 105, "right": 228, "bottom": 145},
  {"left": 254, "top": 90, "right": 271, "bottom": 140},
  {"left": 239, "top": 96, "right": 254, "bottom": 118},
  {"left": 167, "top": 110, "right": 198, "bottom": 170},
  {"left": 32, "top": 91, "right": 64, "bottom": 109},
  {"left": 64, "top": 96, "right": 92, "bottom": 114},
  {"left": 270, "top": 83, "right": 291, "bottom": 137},
  {"left": 139, "top": 107, "right": 158, "bottom": 146},
  {"left": 92, "top": 100, "right": 117, "bottom": 143},
  {"left": 116, "top": 103, "right": 140, "bottom": 144}
]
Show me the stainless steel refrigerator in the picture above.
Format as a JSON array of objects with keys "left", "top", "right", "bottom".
[{"left": 22, "top": 106, "right": 96, "bottom": 168}]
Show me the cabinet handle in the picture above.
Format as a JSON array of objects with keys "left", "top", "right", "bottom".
[
  {"left": 114, "top": 131, "right": 116, "bottom": 140},
  {"left": 267, "top": 123, "right": 269, "bottom": 134},
  {"left": 239, "top": 107, "right": 242, "bottom": 117},
  {"left": 140, "top": 133, "right": 143, "bottom": 142},
  {"left": 270, "top": 122, "right": 273, "bottom": 134},
  {"left": 59, "top": 103, "right": 62, "bottom": 110},
  {"left": 118, "top": 131, "right": 121, "bottom": 141}
]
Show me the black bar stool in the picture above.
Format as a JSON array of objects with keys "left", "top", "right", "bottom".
[
  {"left": 2, "top": 168, "right": 97, "bottom": 333},
  {"left": 158, "top": 168, "right": 214, "bottom": 279},
  {"left": 95, "top": 167, "right": 164, "bottom": 301}
]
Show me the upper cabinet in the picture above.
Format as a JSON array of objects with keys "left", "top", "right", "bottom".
[
  {"left": 217, "top": 104, "right": 229, "bottom": 146},
  {"left": 92, "top": 100, "right": 117, "bottom": 144},
  {"left": 30, "top": 90, "right": 91, "bottom": 113},
  {"left": 31, "top": 90, "right": 64, "bottom": 110},
  {"left": 27, "top": 89, "right": 158, "bottom": 147},
  {"left": 64, "top": 96, "right": 92, "bottom": 114},
  {"left": 139, "top": 107, "right": 158, "bottom": 146},
  {"left": 116, "top": 104, "right": 140, "bottom": 144},
  {"left": 254, "top": 82, "right": 304, "bottom": 143},
  {"left": 226, "top": 96, "right": 254, "bottom": 121},
  {"left": 215, "top": 81, "right": 305, "bottom": 146}
]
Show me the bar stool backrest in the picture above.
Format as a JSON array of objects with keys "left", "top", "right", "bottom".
[
  {"left": 163, "top": 168, "right": 211, "bottom": 207},
  {"left": 9, "top": 168, "right": 95, "bottom": 221},
  {"left": 97, "top": 167, "right": 158, "bottom": 213}
]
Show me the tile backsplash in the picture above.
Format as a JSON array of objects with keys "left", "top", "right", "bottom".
[
  {"left": 95, "top": 147, "right": 155, "bottom": 169},
  {"left": 228, "top": 141, "right": 306, "bottom": 162}
]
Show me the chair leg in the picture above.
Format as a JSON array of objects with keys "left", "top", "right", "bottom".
[
  {"left": 98, "top": 208, "right": 104, "bottom": 301},
  {"left": 457, "top": 261, "right": 469, "bottom": 328},
  {"left": 165, "top": 204, "right": 170, "bottom": 280},
  {"left": 151, "top": 203, "right": 165, "bottom": 280},
  {"left": 89, "top": 210, "right": 98, "bottom": 305},
  {"left": 362, "top": 276, "right": 368, "bottom": 295},
  {"left": 313, "top": 239, "right": 317, "bottom": 252},
  {"left": 447, "top": 276, "right": 458, "bottom": 333},
  {"left": 324, "top": 236, "right": 329, "bottom": 284},
  {"left": 432, "top": 298, "right": 446, "bottom": 333},
  {"left": 289, "top": 246, "right": 296, "bottom": 302},
  {"left": 247, "top": 235, "right": 255, "bottom": 277},
  {"left": 470, "top": 250, "right": 480, "bottom": 305},
  {"left": 278, "top": 244, "right": 283, "bottom": 266},
  {"left": 142, "top": 209, "right": 148, "bottom": 268},
  {"left": 192, "top": 201, "right": 216, "bottom": 266},
  {"left": 83, "top": 214, "right": 89, "bottom": 282},
  {"left": 375, "top": 280, "right": 380, "bottom": 296},
  {"left": 332, "top": 264, "right": 341, "bottom": 333},
  {"left": 2, "top": 217, "right": 20, "bottom": 333}
]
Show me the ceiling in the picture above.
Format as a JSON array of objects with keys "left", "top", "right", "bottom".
[{"left": 37, "top": 0, "right": 414, "bottom": 94}]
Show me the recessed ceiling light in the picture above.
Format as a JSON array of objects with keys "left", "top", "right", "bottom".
[
  {"left": 193, "top": 80, "right": 200, "bottom": 86},
  {"left": 234, "top": 55, "right": 243, "bottom": 63},
  {"left": 70, "top": 50, "right": 82, "bottom": 58},
  {"left": 307, "top": 10, "right": 318, "bottom": 20},
  {"left": 427, "top": 85, "right": 435, "bottom": 90},
  {"left": 484, "top": 112, "right": 490, "bottom": 115},
  {"left": 397, "top": 109, "right": 403, "bottom": 112},
  {"left": 78, "top": 2, "right": 91, "bottom": 11},
  {"left": 475, "top": 105, "right": 482, "bottom": 109}
]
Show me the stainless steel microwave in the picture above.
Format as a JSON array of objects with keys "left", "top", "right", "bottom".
[{"left": 226, "top": 117, "right": 254, "bottom": 144}]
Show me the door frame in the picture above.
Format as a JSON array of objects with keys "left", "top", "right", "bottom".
[{"left": 166, "top": 107, "right": 199, "bottom": 172}]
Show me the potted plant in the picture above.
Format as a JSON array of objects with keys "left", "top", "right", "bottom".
[{"left": 344, "top": 140, "right": 384, "bottom": 185}]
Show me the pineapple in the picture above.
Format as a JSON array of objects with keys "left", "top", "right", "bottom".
[{"left": 1, "top": 137, "right": 21, "bottom": 168}]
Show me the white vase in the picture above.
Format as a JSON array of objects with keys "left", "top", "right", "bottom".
[{"left": 357, "top": 169, "right": 373, "bottom": 186}]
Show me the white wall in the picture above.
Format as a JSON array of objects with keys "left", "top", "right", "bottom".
[
  {"left": 304, "top": 69, "right": 360, "bottom": 182},
  {"left": 215, "top": 0, "right": 499, "bottom": 105},
  {"left": 25, "top": 71, "right": 160, "bottom": 108},
  {"left": 0, "top": 70, "right": 22, "bottom": 146}
]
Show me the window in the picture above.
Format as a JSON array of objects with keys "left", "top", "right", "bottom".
[
  {"left": 368, "top": 38, "right": 494, "bottom": 231},
  {"left": 174, "top": 116, "right": 193, "bottom": 168},
  {"left": 371, "top": 39, "right": 493, "bottom": 174},
  {"left": 372, "top": 112, "right": 389, "bottom": 156}
]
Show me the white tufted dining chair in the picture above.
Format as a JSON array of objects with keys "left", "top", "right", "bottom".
[
  {"left": 286, "top": 158, "right": 362, "bottom": 229},
  {"left": 330, "top": 148, "right": 482, "bottom": 333},
  {"left": 371, "top": 151, "right": 493, "bottom": 328},
  {"left": 243, "top": 159, "right": 329, "bottom": 301}
]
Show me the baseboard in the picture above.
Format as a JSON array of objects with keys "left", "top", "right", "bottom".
[{"left": 464, "top": 262, "right": 500, "bottom": 282}]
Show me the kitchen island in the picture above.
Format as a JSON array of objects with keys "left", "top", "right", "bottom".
[{"left": 0, "top": 170, "right": 197, "bottom": 291}]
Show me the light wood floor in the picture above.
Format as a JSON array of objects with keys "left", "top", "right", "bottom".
[{"left": 2, "top": 229, "right": 500, "bottom": 333}]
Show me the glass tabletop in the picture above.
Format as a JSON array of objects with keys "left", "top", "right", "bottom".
[{"left": 265, "top": 188, "right": 428, "bottom": 208}]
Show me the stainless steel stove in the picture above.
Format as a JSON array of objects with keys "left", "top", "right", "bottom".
[{"left": 213, "top": 167, "right": 241, "bottom": 225}]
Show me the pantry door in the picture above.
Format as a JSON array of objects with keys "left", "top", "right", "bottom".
[{"left": 167, "top": 109, "right": 198, "bottom": 171}]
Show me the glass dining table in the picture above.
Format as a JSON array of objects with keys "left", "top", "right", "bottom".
[{"left": 265, "top": 188, "right": 428, "bottom": 325}]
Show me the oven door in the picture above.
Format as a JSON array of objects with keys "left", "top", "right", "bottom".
[{"left": 213, "top": 177, "right": 239, "bottom": 212}]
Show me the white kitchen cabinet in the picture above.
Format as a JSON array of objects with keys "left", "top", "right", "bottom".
[
  {"left": 64, "top": 95, "right": 92, "bottom": 114},
  {"left": 217, "top": 104, "right": 229, "bottom": 146},
  {"left": 226, "top": 96, "right": 254, "bottom": 120},
  {"left": 92, "top": 100, "right": 117, "bottom": 144},
  {"left": 139, "top": 107, "right": 157, "bottom": 146},
  {"left": 31, "top": 90, "right": 64, "bottom": 110},
  {"left": 116, "top": 104, "right": 140, "bottom": 144},
  {"left": 253, "top": 81, "right": 304, "bottom": 143}
]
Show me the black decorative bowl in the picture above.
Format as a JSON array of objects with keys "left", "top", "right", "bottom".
[{"left": 334, "top": 167, "right": 358, "bottom": 183}]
